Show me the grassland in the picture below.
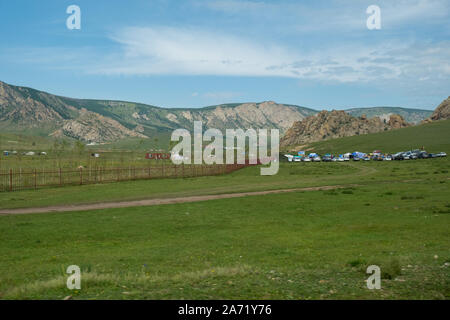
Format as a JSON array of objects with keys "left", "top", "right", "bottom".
[
  {"left": 0, "top": 120, "right": 449, "bottom": 299},
  {"left": 0, "top": 179, "right": 448, "bottom": 299},
  {"left": 307, "top": 119, "right": 450, "bottom": 155}
]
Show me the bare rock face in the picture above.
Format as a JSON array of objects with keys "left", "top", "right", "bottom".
[
  {"left": 388, "top": 114, "right": 409, "bottom": 129},
  {"left": 0, "top": 81, "right": 65, "bottom": 126},
  {"left": 59, "top": 110, "right": 147, "bottom": 143},
  {"left": 280, "top": 110, "right": 410, "bottom": 147},
  {"left": 180, "top": 101, "right": 315, "bottom": 132},
  {"left": 430, "top": 96, "right": 450, "bottom": 121}
]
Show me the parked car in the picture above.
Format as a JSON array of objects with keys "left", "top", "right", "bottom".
[
  {"left": 384, "top": 156, "right": 392, "bottom": 161},
  {"left": 437, "top": 152, "right": 447, "bottom": 157},
  {"left": 313, "top": 156, "right": 321, "bottom": 162},
  {"left": 418, "top": 152, "right": 429, "bottom": 159},
  {"left": 401, "top": 152, "right": 411, "bottom": 160},
  {"left": 372, "top": 155, "right": 383, "bottom": 161},
  {"left": 302, "top": 157, "right": 312, "bottom": 162},
  {"left": 392, "top": 152, "right": 404, "bottom": 160}
]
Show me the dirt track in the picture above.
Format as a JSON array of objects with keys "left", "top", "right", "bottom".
[{"left": 0, "top": 184, "right": 360, "bottom": 215}]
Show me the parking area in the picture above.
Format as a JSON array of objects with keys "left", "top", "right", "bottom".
[{"left": 284, "top": 149, "right": 447, "bottom": 162}]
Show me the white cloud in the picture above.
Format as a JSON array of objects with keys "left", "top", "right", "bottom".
[
  {"left": 89, "top": 26, "right": 450, "bottom": 86},
  {"left": 94, "top": 26, "right": 297, "bottom": 77}
]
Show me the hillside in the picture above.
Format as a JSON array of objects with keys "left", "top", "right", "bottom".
[
  {"left": 430, "top": 96, "right": 450, "bottom": 121},
  {"left": 0, "top": 80, "right": 435, "bottom": 144},
  {"left": 345, "top": 107, "right": 432, "bottom": 124},
  {"left": 0, "top": 81, "right": 317, "bottom": 143},
  {"left": 280, "top": 110, "right": 410, "bottom": 148},
  {"left": 305, "top": 119, "right": 450, "bottom": 154}
]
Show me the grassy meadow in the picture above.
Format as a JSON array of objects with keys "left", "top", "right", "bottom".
[
  {"left": 0, "top": 119, "right": 449, "bottom": 299},
  {"left": 0, "top": 179, "right": 449, "bottom": 299}
]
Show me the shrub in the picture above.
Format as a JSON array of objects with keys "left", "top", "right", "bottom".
[
  {"left": 348, "top": 259, "right": 366, "bottom": 267},
  {"left": 381, "top": 258, "right": 402, "bottom": 280}
]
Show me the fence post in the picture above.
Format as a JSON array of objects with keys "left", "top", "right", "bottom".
[
  {"left": 79, "top": 167, "right": 83, "bottom": 185},
  {"left": 9, "top": 169, "right": 12, "bottom": 192}
]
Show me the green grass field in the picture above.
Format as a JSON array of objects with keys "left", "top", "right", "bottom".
[
  {"left": 0, "top": 120, "right": 449, "bottom": 299},
  {"left": 307, "top": 119, "right": 450, "bottom": 155},
  {"left": 0, "top": 180, "right": 448, "bottom": 299}
]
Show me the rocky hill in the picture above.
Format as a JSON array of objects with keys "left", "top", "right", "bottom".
[
  {"left": 0, "top": 80, "right": 433, "bottom": 143},
  {"left": 0, "top": 81, "right": 315, "bottom": 143},
  {"left": 280, "top": 110, "right": 410, "bottom": 148},
  {"left": 430, "top": 96, "right": 450, "bottom": 121}
]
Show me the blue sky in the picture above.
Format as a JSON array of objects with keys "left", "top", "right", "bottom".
[{"left": 0, "top": 0, "right": 449, "bottom": 110}]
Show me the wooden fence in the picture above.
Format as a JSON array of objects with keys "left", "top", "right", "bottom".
[{"left": 0, "top": 164, "right": 247, "bottom": 192}]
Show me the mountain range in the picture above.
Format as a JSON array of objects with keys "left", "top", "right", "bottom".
[{"left": 0, "top": 80, "right": 434, "bottom": 144}]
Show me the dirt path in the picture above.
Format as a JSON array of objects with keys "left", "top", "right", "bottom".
[{"left": 0, "top": 184, "right": 360, "bottom": 216}]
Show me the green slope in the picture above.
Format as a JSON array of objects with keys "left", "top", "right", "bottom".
[{"left": 307, "top": 119, "right": 450, "bottom": 154}]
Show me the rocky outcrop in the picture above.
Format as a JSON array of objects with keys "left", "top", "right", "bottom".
[
  {"left": 0, "top": 80, "right": 431, "bottom": 144},
  {"left": 430, "top": 97, "right": 450, "bottom": 121},
  {"left": 387, "top": 114, "right": 409, "bottom": 129},
  {"left": 57, "top": 110, "right": 147, "bottom": 143},
  {"left": 280, "top": 110, "right": 410, "bottom": 147}
]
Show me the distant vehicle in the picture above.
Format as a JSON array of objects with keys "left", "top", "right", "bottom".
[
  {"left": 313, "top": 156, "right": 321, "bottom": 162},
  {"left": 293, "top": 156, "right": 302, "bottom": 162},
  {"left": 428, "top": 153, "right": 438, "bottom": 158},
  {"left": 363, "top": 156, "right": 371, "bottom": 161},
  {"left": 331, "top": 157, "right": 338, "bottom": 162},
  {"left": 392, "top": 152, "right": 404, "bottom": 160},
  {"left": 3, "top": 151, "right": 9, "bottom": 156},
  {"left": 384, "top": 156, "right": 392, "bottom": 161},
  {"left": 418, "top": 151, "right": 429, "bottom": 159},
  {"left": 337, "top": 157, "right": 345, "bottom": 162},
  {"left": 322, "top": 154, "right": 332, "bottom": 162},
  {"left": 372, "top": 150, "right": 382, "bottom": 157},
  {"left": 302, "top": 157, "right": 311, "bottom": 162},
  {"left": 353, "top": 156, "right": 360, "bottom": 161},
  {"left": 343, "top": 156, "right": 350, "bottom": 161},
  {"left": 284, "top": 155, "right": 294, "bottom": 162},
  {"left": 437, "top": 152, "right": 447, "bottom": 157}
]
